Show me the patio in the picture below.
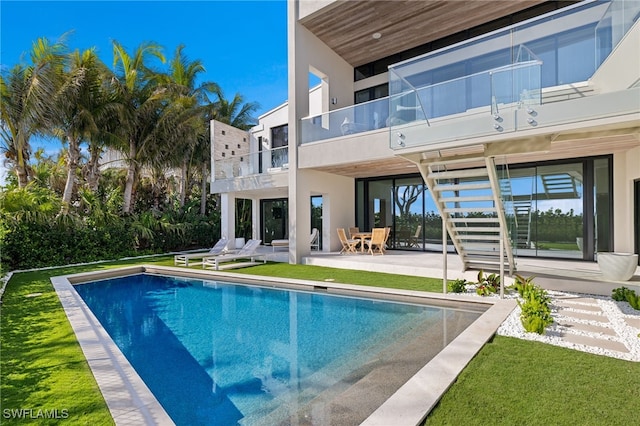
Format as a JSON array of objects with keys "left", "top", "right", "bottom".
[{"left": 295, "top": 250, "right": 640, "bottom": 297}]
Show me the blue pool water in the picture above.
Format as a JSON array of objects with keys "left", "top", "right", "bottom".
[{"left": 74, "top": 274, "right": 481, "bottom": 425}]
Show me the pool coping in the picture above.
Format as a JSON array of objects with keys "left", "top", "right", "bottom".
[{"left": 52, "top": 265, "right": 516, "bottom": 426}]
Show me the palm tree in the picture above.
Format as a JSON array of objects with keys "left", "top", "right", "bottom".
[
  {"left": 0, "top": 37, "right": 66, "bottom": 187},
  {"left": 110, "top": 40, "right": 166, "bottom": 214},
  {"left": 211, "top": 87, "right": 259, "bottom": 130},
  {"left": 51, "top": 48, "right": 112, "bottom": 210},
  {"left": 160, "top": 45, "right": 219, "bottom": 207}
]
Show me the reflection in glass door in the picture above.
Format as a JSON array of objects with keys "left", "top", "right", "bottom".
[
  {"left": 506, "top": 157, "right": 611, "bottom": 261},
  {"left": 635, "top": 180, "right": 640, "bottom": 265},
  {"left": 261, "top": 198, "right": 288, "bottom": 245},
  {"left": 311, "top": 196, "right": 323, "bottom": 249},
  {"left": 393, "top": 178, "right": 424, "bottom": 250},
  {"left": 534, "top": 163, "right": 584, "bottom": 259},
  {"left": 367, "top": 180, "right": 393, "bottom": 231}
]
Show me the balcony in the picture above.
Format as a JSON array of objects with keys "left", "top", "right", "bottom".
[
  {"left": 213, "top": 146, "right": 289, "bottom": 180},
  {"left": 387, "top": 0, "right": 639, "bottom": 150},
  {"left": 298, "top": 0, "right": 638, "bottom": 151},
  {"left": 300, "top": 96, "right": 389, "bottom": 144}
]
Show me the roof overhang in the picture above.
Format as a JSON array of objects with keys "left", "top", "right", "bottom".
[{"left": 299, "top": 0, "right": 548, "bottom": 67}]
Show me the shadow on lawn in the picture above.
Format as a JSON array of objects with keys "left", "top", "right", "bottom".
[{"left": 1, "top": 269, "right": 115, "bottom": 424}]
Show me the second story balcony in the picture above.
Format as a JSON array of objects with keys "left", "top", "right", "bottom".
[
  {"left": 300, "top": 0, "right": 639, "bottom": 151},
  {"left": 213, "top": 145, "right": 289, "bottom": 180}
]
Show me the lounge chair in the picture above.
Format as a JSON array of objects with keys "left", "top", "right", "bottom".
[
  {"left": 271, "top": 237, "right": 289, "bottom": 251},
  {"left": 203, "top": 239, "right": 264, "bottom": 270},
  {"left": 337, "top": 228, "right": 358, "bottom": 254},
  {"left": 310, "top": 228, "right": 320, "bottom": 251},
  {"left": 174, "top": 238, "right": 230, "bottom": 267},
  {"left": 364, "top": 228, "right": 386, "bottom": 255}
]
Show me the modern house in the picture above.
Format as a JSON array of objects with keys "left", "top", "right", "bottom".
[{"left": 210, "top": 0, "right": 640, "bottom": 276}]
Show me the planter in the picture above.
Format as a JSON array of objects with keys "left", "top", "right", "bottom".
[
  {"left": 597, "top": 252, "right": 639, "bottom": 281},
  {"left": 234, "top": 237, "right": 246, "bottom": 250}
]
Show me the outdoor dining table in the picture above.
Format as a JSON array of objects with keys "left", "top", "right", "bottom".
[{"left": 351, "top": 232, "right": 372, "bottom": 252}]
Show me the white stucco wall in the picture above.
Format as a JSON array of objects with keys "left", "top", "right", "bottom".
[
  {"left": 614, "top": 146, "right": 640, "bottom": 253},
  {"left": 288, "top": 0, "right": 354, "bottom": 263},
  {"left": 298, "top": 170, "right": 355, "bottom": 253}
]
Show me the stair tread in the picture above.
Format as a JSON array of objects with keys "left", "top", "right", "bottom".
[{"left": 429, "top": 169, "right": 489, "bottom": 179}]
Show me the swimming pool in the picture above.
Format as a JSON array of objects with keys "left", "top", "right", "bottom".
[{"left": 70, "top": 272, "right": 480, "bottom": 425}]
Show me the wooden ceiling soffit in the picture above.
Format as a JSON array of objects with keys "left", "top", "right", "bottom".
[
  {"left": 299, "top": 0, "right": 546, "bottom": 67},
  {"left": 483, "top": 137, "right": 552, "bottom": 157}
]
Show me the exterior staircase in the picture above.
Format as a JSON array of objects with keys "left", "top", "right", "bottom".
[
  {"left": 418, "top": 155, "right": 515, "bottom": 275},
  {"left": 513, "top": 199, "right": 533, "bottom": 249}
]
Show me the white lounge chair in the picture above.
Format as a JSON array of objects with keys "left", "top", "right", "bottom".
[
  {"left": 272, "top": 229, "right": 319, "bottom": 252},
  {"left": 174, "top": 238, "right": 230, "bottom": 267},
  {"left": 271, "top": 237, "right": 289, "bottom": 251},
  {"left": 310, "top": 228, "right": 319, "bottom": 251},
  {"left": 203, "top": 239, "right": 265, "bottom": 270}
]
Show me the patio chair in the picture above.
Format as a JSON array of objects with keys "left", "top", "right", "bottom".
[
  {"left": 203, "top": 239, "right": 264, "bottom": 270},
  {"left": 408, "top": 225, "right": 422, "bottom": 248},
  {"left": 383, "top": 226, "right": 392, "bottom": 251},
  {"left": 174, "top": 238, "right": 230, "bottom": 267},
  {"left": 348, "top": 226, "right": 360, "bottom": 239},
  {"left": 364, "top": 228, "right": 386, "bottom": 255},
  {"left": 337, "top": 228, "right": 358, "bottom": 254},
  {"left": 310, "top": 228, "right": 320, "bottom": 251}
]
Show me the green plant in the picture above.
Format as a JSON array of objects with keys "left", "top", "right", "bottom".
[
  {"left": 475, "top": 270, "right": 500, "bottom": 296},
  {"left": 476, "top": 283, "right": 497, "bottom": 296},
  {"left": 513, "top": 276, "right": 553, "bottom": 334},
  {"left": 511, "top": 274, "right": 537, "bottom": 297},
  {"left": 448, "top": 278, "right": 468, "bottom": 293},
  {"left": 612, "top": 286, "right": 640, "bottom": 310},
  {"left": 612, "top": 286, "right": 632, "bottom": 301}
]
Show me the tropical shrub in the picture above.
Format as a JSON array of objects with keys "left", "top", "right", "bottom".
[
  {"left": 448, "top": 278, "right": 468, "bottom": 293},
  {"left": 612, "top": 286, "right": 640, "bottom": 310},
  {"left": 0, "top": 184, "right": 220, "bottom": 270},
  {"left": 516, "top": 276, "right": 553, "bottom": 334},
  {"left": 475, "top": 270, "right": 500, "bottom": 296},
  {"left": 511, "top": 274, "right": 536, "bottom": 297}
]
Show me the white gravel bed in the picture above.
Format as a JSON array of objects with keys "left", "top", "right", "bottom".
[{"left": 459, "top": 285, "right": 640, "bottom": 362}]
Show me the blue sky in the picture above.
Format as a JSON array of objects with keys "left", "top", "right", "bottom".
[{"left": 0, "top": 0, "right": 288, "bottom": 181}]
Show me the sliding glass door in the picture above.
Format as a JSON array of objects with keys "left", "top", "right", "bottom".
[{"left": 260, "top": 198, "right": 288, "bottom": 245}]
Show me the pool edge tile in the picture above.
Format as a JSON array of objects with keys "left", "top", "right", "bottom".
[
  {"left": 51, "top": 276, "right": 175, "bottom": 426},
  {"left": 360, "top": 298, "right": 517, "bottom": 426}
]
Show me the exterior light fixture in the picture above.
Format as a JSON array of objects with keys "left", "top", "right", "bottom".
[
  {"left": 331, "top": 97, "right": 338, "bottom": 105},
  {"left": 372, "top": 32, "right": 382, "bottom": 40}
]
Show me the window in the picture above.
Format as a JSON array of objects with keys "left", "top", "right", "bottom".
[
  {"left": 271, "top": 124, "right": 288, "bottom": 148},
  {"left": 354, "top": 84, "right": 389, "bottom": 104}
]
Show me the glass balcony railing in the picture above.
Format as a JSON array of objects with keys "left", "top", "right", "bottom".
[
  {"left": 297, "top": 0, "right": 637, "bottom": 148},
  {"left": 214, "top": 146, "right": 289, "bottom": 180},
  {"left": 596, "top": 0, "right": 640, "bottom": 67},
  {"left": 386, "top": 0, "right": 637, "bottom": 150},
  {"left": 300, "top": 96, "right": 389, "bottom": 144}
]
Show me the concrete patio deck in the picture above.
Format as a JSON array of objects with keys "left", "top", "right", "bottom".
[{"left": 290, "top": 249, "right": 640, "bottom": 297}]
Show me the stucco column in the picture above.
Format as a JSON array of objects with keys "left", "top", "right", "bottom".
[
  {"left": 287, "top": 0, "right": 310, "bottom": 263},
  {"left": 220, "top": 193, "right": 236, "bottom": 243}
]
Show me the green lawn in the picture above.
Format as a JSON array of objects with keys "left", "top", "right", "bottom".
[{"left": 1, "top": 258, "right": 638, "bottom": 425}]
